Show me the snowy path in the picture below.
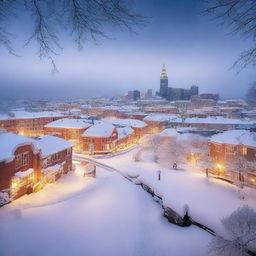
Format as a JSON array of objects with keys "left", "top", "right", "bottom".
[{"left": 0, "top": 168, "right": 211, "bottom": 256}]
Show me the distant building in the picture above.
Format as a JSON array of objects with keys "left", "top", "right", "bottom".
[
  {"left": 146, "top": 89, "right": 153, "bottom": 98},
  {"left": 159, "top": 64, "right": 168, "bottom": 98},
  {"left": 126, "top": 90, "right": 141, "bottom": 101},
  {"left": 200, "top": 93, "right": 219, "bottom": 101},
  {"left": 158, "top": 65, "right": 199, "bottom": 101}
]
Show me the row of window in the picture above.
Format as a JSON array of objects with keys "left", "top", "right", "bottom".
[
  {"left": 214, "top": 144, "right": 248, "bottom": 156},
  {"left": 15, "top": 152, "right": 29, "bottom": 169}
]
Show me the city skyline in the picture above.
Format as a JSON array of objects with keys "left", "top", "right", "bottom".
[{"left": 0, "top": 0, "right": 255, "bottom": 100}]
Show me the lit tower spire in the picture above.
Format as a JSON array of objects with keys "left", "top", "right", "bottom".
[
  {"left": 159, "top": 64, "right": 168, "bottom": 98},
  {"left": 160, "top": 64, "right": 168, "bottom": 79}
]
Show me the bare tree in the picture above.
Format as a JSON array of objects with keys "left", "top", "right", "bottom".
[
  {"left": 205, "top": 0, "right": 256, "bottom": 70},
  {"left": 209, "top": 205, "right": 256, "bottom": 256},
  {"left": 246, "top": 82, "right": 256, "bottom": 106},
  {"left": 0, "top": 0, "right": 145, "bottom": 72}
]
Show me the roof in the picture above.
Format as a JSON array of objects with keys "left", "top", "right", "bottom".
[
  {"left": 0, "top": 111, "right": 65, "bottom": 120},
  {"left": 117, "top": 126, "right": 134, "bottom": 139},
  {"left": 0, "top": 133, "right": 39, "bottom": 162},
  {"left": 83, "top": 123, "right": 116, "bottom": 138},
  {"left": 45, "top": 118, "right": 92, "bottom": 129},
  {"left": 36, "top": 135, "right": 74, "bottom": 158},
  {"left": 210, "top": 130, "right": 256, "bottom": 148},
  {"left": 159, "top": 128, "right": 179, "bottom": 137},
  {"left": 104, "top": 118, "right": 147, "bottom": 128}
]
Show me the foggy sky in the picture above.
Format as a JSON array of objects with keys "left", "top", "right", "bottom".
[{"left": 0, "top": 0, "right": 255, "bottom": 100}]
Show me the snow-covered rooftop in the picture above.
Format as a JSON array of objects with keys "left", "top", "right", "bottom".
[
  {"left": 159, "top": 128, "right": 179, "bottom": 137},
  {"left": 0, "top": 111, "right": 66, "bottom": 120},
  {"left": 104, "top": 118, "right": 147, "bottom": 128},
  {"left": 36, "top": 135, "right": 74, "bottom": 158},
  {"left": 210, "top": 130, "right": 256, "bottom": 148},
  {"left": 0, "top": 133, "right": 39, "bottom": 162},
  {"left": 83, "top": 123, "right": 116, "bottom": 138},
  {"left": 45, "top": 118, "right": 92, "bottom": 129},
  {"left": 117, "top": 126, "right": 134, "bottom": 139}
]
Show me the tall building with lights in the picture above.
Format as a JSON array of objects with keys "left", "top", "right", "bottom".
[
  {"left": 158, "top": 64, "right": 199, "bottom": 101},
  {"left": 159, "top": 64, "right": 168, "bottom": 98}
]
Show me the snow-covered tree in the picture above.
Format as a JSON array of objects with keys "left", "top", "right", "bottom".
[
  {"left": 209, "top": 205, "right": 256, "bottom": 256},
  {"left": 143, "top": 134, "right": 164, "bottom": 162},
  {"left": 158, "top": 136, "right": 188, "bottom": 169},
  {"left": 226, "top": 144, "right": 248, "bottom": 198},
  {"left": 0, "top": 189, "right": 10, "bottom": 206}
]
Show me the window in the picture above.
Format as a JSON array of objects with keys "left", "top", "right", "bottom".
[
  {"left": 67, "top": 148, "right": 72, "bottom": 156},
  {"left": 225, "top": 145, "right": 235, "bottom": 154},
  {"left": 214, "top": 144, "right": 222, "bottom": 152},
  {"left": 241, "top": 146, "right": 247, "bottom": 156},
  {"left": 15, "top": 154, "right": 22, "bottom": 169},
  {"left": 23, "top": 152, "right": 29, "bottom": 166},
  {"left": 52, "top": 152, "right": 61, "bottom": 162}
]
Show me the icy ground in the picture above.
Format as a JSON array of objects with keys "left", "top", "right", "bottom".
[{"left": 0, "top": 167, "right": 211, "bottom": 256}]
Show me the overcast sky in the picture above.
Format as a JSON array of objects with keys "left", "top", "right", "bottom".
[{"left": 0, "top": 0, "right": 255, "bottom": 100}]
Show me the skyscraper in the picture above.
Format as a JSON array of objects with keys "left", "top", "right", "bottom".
[{"left": 159, "top": 64, "right": 168, "bottom": 98}]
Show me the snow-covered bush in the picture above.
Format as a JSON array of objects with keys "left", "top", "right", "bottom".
[
  {"left": 209, "top": 205, "right": 256, "bottom": 256},
  {"left": 133, "top": 148, "right": 142, "bottom": 162},
  {"left": 0, "top": 190, "right": 10, "bottom": 206}
]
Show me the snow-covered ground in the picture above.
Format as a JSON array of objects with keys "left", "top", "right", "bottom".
[
  {"left": 95, "top": 149, "right": 256, "bottom": 237},
  {"left": 0, "top": 166, "right": 211, "bottom": 256}
]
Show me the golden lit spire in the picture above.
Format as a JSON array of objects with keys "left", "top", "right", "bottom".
[{"left": 160, "top": 64, "right": 168, "bottom": 79}]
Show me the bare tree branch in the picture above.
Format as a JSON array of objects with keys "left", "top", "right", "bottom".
[
  {"left": 204, "top": 0, "right": 256, "bottom": 70},
  {"left": 0, "top": 0, "right": 146, "bottom": 73}
]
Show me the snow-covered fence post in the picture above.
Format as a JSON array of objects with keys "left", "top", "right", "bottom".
[{"left": 157, "top": 170, "right": 161, "bottom": 181}]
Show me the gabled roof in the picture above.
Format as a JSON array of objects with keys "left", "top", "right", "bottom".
[
  {"left": 35, "top": 135, "right": 74, "bottom": 158},
  {"left": 117, "top": 126, "right": 134, "bottom": 139},
  {"left": 45, "top": 118, "right": 92, "bottom": 129},
  {"left": 0, "top": 133, "right": 39, "bottom": 162},
  {"left": 83, "top": 123, "right": 116, "bottom": 138},
  {"left": 104, "top": 118, "right": 147, "bottom": 128}
]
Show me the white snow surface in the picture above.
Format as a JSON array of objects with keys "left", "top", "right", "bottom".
[
  {"left": 96, "top": 148, "right": 256, "bottom": 237},
  {"left": 83, "top": 122, "right": 116, "bottom": 137},
  {"left": 159, "top": 128, "right": 179, "bottom": 137},
  {"left": 210, "top": 129, "right": 256, "bottom": 147},
  {"left": 45, "top": 118, "right": 92, "bottom": 129},
  {"left": 0, "top": 167, "right": 211, "bottom": 256},
  {"left": 104, "top": 118, "right": 148, "bottom": 128},
  {"left": 117, "top": 126, "right": 134, "bottom": 139},
  {"left": 143, "top": 114, "right": 253, "bottom": 125},
  {"left": 0, "top": 111, "right": 65, "bottom": 120},
  {"left": 15, "top": 168, "right": 34, "bottom": 178},
  {"left": 36, "top": 135, "right": 74, "bottom": 158},
  {"left": 0, "top": 132, "right": 39, "bottom": 162}
]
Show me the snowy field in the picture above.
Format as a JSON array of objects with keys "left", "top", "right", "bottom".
[
  {"left": 0, "top": 166, "right": 211, "bottom": 256},
  {"left": 95, "top": 149, "right": 256, "bottom": 237}
]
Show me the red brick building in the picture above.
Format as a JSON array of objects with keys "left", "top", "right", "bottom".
[
  {"left": 44, "top": 118, "right": 92, "bottom": 150},
  {"left": 0, "top": 111, "right": 77, "bottom": 137},
  {"left": 0, "top": 132, "right": 74, "bottom": 205},
  {"left": 209, "top": 130, "right": 256, "bottom": 188},
  {"left": 82, "top": 122, "right": 118, "bottom": 154}
]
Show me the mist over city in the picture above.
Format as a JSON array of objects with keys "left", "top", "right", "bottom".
[{"left": 0, "top": 1, "right": 256, "bottom": 256}]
